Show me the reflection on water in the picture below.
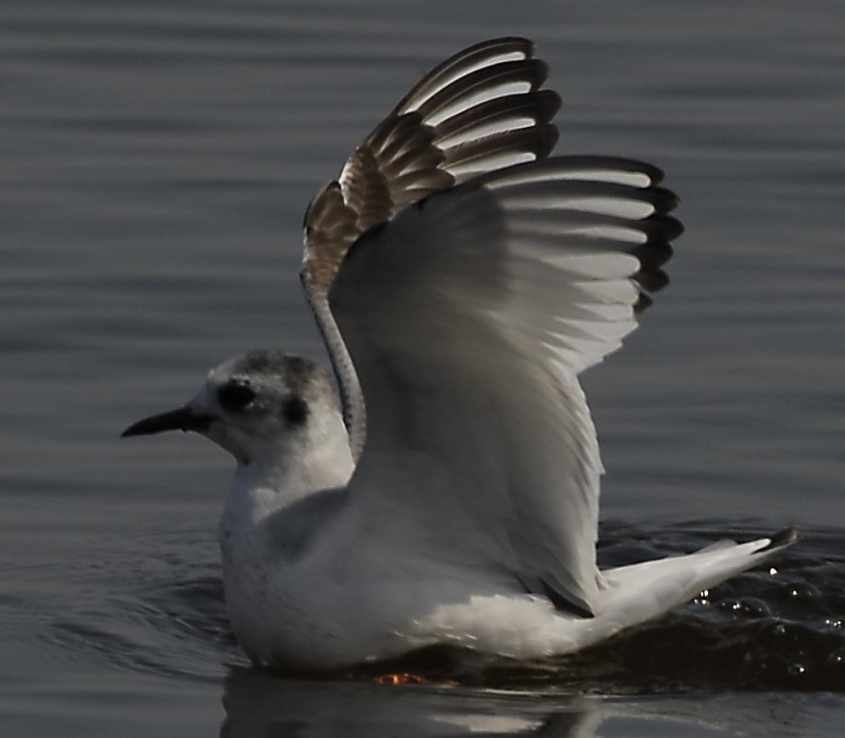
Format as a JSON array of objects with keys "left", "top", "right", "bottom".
[
  {"left": 220, "top": 668, "right": 709, "bottom": 738},
  {"left": 219, "top": 668, "right": 842, "bottom": 737}
]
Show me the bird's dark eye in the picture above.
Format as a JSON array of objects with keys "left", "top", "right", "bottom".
[
  {"left": 282, "top": 396, "right": 309, "bottom": 426},
  {"left": 218, "top": 380, "right": 256, "bottom": 412}
]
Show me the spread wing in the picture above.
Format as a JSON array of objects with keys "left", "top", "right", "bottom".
[
  {"left": 298, "top": 39, "right": 682, "bottom": 615},
  {"left": 329, "top": 159, "right": 681, "bottom": 615},
  {"left": 301, "top": 38, "right": 561, "bottom": 458}
]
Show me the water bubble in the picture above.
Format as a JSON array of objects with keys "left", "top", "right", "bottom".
[
  {"left": 693, "top": 588, "right": 710, "bottom": 606},
  {"left": 769, "top": 622, "right": 788, "bottom": 637},
  {"left": 787, "top": 581, "right": 821, "bottom": 601},
  {"left": 826, "top": 648, "right": 845, "bottom": 667},
  {"left": 787, "top": 663, "right": 807, "bottom": 676},
  {"left": 717, "top": 597, "right": 771, "bottom": 618}
]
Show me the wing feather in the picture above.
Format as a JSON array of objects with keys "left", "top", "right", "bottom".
[
  {"left": 328, "top": 158, "right": 682, "bottom": 615},
  {"left": 396, "top": 38, "right": 535, "bottom": 114},
  {"left": 304, "top": 39, "right": 561, "bottom": 291},
  {"left": 302, "top": 39, "right": 564, "bottom": 456},
  {"left": 298, "top": 39, "right": 683, "bottom": 616}
]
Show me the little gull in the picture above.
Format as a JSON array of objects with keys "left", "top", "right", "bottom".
[{"left": 123, "top": 38, "right": 796, "bottom": 670}]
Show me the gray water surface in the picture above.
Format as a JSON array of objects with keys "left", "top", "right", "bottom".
[{"left": 2, "top": 1, "right": 844, "bottom": 736}]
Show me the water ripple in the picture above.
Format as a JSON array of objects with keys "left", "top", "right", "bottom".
[{"left": 41, "top": 524, "right": 845, "bottom": 692}]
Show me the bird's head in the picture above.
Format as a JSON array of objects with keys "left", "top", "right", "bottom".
[{"left": 122, "top": 350, "right": 341, "bottom": 466}]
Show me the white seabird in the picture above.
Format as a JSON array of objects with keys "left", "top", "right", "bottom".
[{"left": 123, "top": 38, "right": 796, "bottom": 670}]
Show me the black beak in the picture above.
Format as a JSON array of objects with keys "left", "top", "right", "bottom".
[{"left": 121, "top": 406, "right": 214, "bottom": 438}]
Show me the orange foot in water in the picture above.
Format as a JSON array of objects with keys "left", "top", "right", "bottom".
[{"left": 373, "top": 672, "right": 427, "bottom": 686}]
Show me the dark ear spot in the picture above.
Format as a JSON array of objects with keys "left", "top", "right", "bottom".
[{"left": 282, "top": 396, "right": 309, "bottom": 427}]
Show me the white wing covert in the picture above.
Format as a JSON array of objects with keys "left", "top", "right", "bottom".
[{"left": 299, "top": 39, "right": 683, "bottom": 617}]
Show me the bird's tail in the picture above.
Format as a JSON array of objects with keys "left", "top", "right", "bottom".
[{"left": 576, "top": 528, "right": 798, "bottom": 649}]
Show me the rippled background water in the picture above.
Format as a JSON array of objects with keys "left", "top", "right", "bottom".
[{"left": 2, "top": 1, "right": 844, "bottom": 736}]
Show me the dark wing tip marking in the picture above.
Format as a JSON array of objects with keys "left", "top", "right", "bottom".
[
  {"left": 634, "top": 241, "right": 673, "bottom": 271},
  {"left": 632, "top": 200, "right": 683, "bottom": 305},
  {"left": 648, "top": 185, "right": 680, "bottom": 213},
  {"left": 536, "top": 88, "right": 563, "bottom": 121},
  {"left": 443, "top": 123, "right": 559, "bottom": 168},
  {"left": 411, "top": 58, "right": 550, "bottom": 121},
  {"left": 304, "top": 38, "right": 564, "bottom": 298},
  {"left": 394, "top": 37, "right": 535, "bottom": 112},
  {"left": 652, "top": 214, "right": 684, "bottom": 240},
  {"left": 634, "top": 267, "right": 669, "bottom": 293},
  {"left": 633, "top": 292, "right": 654, "bottom": 313}
]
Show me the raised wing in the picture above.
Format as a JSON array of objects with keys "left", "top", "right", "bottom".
[
  {"left": 329, "top": 158, "right": 682, "bottom": 616},
  {"left": 301, "top": 38, "right": 561, "bottom": 458}
]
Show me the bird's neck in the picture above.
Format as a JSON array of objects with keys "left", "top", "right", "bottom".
[{"left": 228, "top": 411, "right": 354, "bottom": 521}]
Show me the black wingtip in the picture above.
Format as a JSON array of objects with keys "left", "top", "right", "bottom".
[
  {"left": 757, "top": 526, "right": 799, "bottom": 553},
  {"left": 633, "top": 292, "right": 654, "bottom": 314},
  {"left": 634, "top": 267, "right": 669, "bottom": 293},
  {"left": 534, "top": 88, "right": 563, "bottom": 123}
]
